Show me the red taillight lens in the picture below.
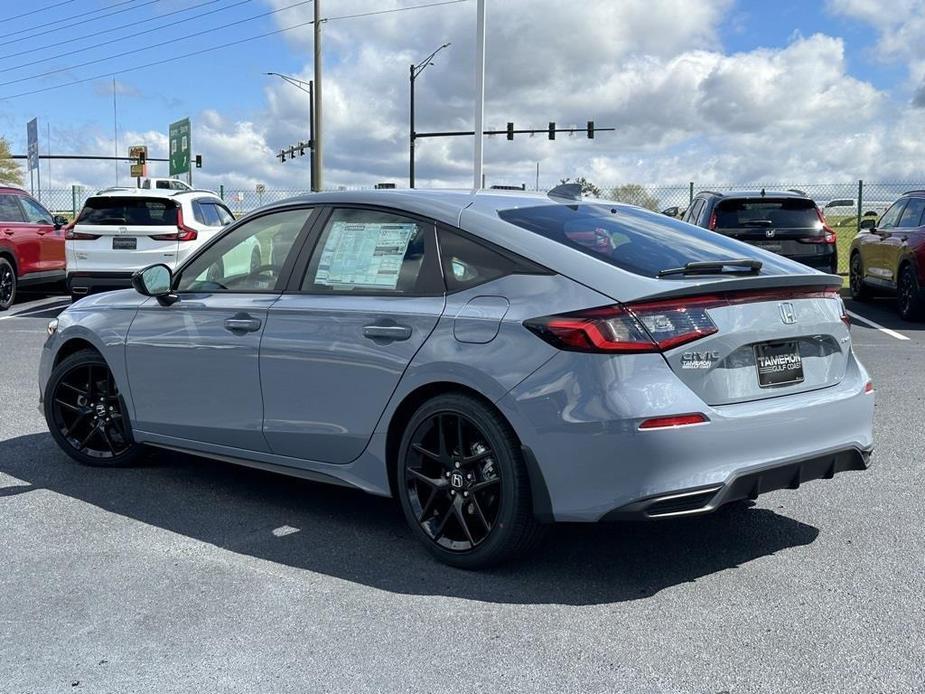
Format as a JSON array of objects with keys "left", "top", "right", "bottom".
[
  {"left": 639, "top": 413, "right": 709, "bottom": 430},
  {"left": 65, "top": 229, "right": 100, "bottom": 240},
  {"left": 803, "top": 208, "right": 837, "bottom": 244},
  {"left": 524, "top": 298, "right": 719, "bottom": 354},
  {"left": 150, "top": 206, "right": 197, "bottom": 241},
  {"left": 708, "top": 211, "right": 717, "bottom": 230},
  {"left": 864, "top": 380, "right": 874, "bottom": 394}
]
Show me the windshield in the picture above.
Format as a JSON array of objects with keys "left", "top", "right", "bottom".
[
  {"left": 714, "top": 198, "right": 819, "bottom": 229},
  {"left": 498, "top": 203, "right": 795, "bottom": 278},
  {"left": 77, "top": 197, "right": 178, "bottom": 226}
]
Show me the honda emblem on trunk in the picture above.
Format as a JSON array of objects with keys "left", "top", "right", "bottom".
[
  {"left": 779, "top": 302, "right": 797, "bottom": 324},
  {"left": 765, "top": 229, "right": 776, "bottom": 238}
]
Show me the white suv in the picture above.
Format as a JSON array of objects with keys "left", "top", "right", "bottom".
[{"left": 66, "top": 189, "right": 259, "bottom": 299}]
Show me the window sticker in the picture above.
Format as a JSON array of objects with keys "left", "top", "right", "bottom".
[{"left": 314, "top": 221, "right": 416, "bottom": 289}]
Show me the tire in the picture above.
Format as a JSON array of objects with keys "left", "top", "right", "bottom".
[
  {"left": 44, "top": 348, "right": 146, "bottom": 467},
  {"left": 396, "top": 393, "right": 544, "bottom": 569},
  {"left": 0, "top": 256, "right": 16, "bottom": 311},
  {"left": 849, "top": 253, "right": 872, "bottom": 301},
  {"left": 897, "top": 264, "right": 925, "bottom": 321}
]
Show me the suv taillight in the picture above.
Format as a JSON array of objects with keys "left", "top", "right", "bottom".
[
  {"left": 707, "top": 211, "right": 717, "bottom": 230},
  {"left": 150, "top": 206, "right": 198, "bottom": 241},
  {"left": 65, "top": 229, "right": 100, "bottom": 240},
  {"left": 524, "top": 298, "right": 719, "bottom": 353},
  {"left": 801, "top": 208, "right": 836, "bottom": 244}
]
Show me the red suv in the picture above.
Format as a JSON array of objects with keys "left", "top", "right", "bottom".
[
  {"left": 0, "top": 186, "right": 67, "bottom": 310},
  {"left": 849, "top": 189, "right": 925, "bottom": 320}
]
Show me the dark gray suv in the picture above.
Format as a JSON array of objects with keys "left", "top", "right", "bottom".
[{"left": 681, "top": 190, "right": 838, "bottom": 274}]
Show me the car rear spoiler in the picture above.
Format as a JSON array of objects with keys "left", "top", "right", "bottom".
[{"left": 632, "top": 272, "right": 842, "bottom": 303}]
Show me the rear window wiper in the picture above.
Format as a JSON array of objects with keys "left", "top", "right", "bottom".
[{"left": 657, "top": 259, "right": 762, "bottom": 278}]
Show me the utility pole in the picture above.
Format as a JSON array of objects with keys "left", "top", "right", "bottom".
[
  {"left": 409, "top": 43, "right": 450, "bottom": 188},
  {"left": 112, "top": 77, "right": 119, "bottom": 186},
  {"left": 472, "top": 0, "right": 486, "bottom": 190},
  {"left": 313, "top": 0, "right": 323, "bottom": 191}
]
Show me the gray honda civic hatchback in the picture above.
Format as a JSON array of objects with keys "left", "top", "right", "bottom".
[{"left": 39, "top": 188, "right": 875, "bottom": 568}]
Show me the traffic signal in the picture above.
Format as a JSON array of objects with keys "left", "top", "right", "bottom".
[
  {"left": 138, "top": 149, "right": 146, "bottom": 164},
  {"left": 280, "top": 149, "right": 286, "bottom": 163},
  {"left": 507, "top": 122, "right": 514, "bottom": 140},
  {"left": 587, "top": 121, "right": 594, "bottom": 139},
  {"left": 195, "top": 154, "right": 202, "bottom": 169},
  {"left": 299, "top": 142, "right": 305, "bottom": 156},
  {"left": 548, "top": 122, "right": 555, "bottom": 140}
]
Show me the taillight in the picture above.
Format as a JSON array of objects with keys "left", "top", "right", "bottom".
[
  {"left": 524, "top": 298, "right": 719, "bottom": 354},
  {"left": 864, "top": 381, "right": 874, "bottom": 394},
  {"left": 65, "top": 229, "right": 100, "bottom": 240},
  {"left": 525, "top": 286, "right": 844, "bottom": 354},
  {"left": 708, "top": 211, "right": 717, "bottom": 230},
  {"left": 803, "top": 208, "right": 837, "bottom": 244},
  {"left": 150, "top": 206, "right": 197, "bottom": 241}
]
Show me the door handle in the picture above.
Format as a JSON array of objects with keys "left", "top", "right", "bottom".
[
  {"left": 224, "top": 316, "right": 262, "bottom": 333},
  {"left": 363, "top": 324, "right": 412, "bottom": 342},
  {"left": 2, "top": 229, "right": 13, "bottom": 235}
]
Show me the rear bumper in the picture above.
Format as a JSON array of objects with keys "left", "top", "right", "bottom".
[
  {"left": 601, "top": 446, "right": 870, "bottom": 520},
  {"left": 498, "top": 348, "right": 875, "bottom": 522},
  {"left": 67, "top": 271, "right": 133, "bottom": 295}
]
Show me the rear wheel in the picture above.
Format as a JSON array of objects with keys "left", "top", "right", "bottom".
[
  {"left": 849, "top": 253, "right": 872, "bottom": 301},
  {"left": 396, "top": 393, "right": 542, "bottom": 569},
  {"left": 0, "top": 257, "right": 16, "bottom": 310},
  {"left": 44, "top": 349, "right": 145, "bottom": 467},
  {"left": 897, "top": 264, "right": 925, "bottom": 321}
]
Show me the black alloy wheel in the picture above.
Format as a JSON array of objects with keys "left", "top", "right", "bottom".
[
  {"left": 849, "top": 253, "right": 871, "bottom": 301},
  {"left": 897, "top": 264, "right": 924, "bottom": 321},
  {"left": 397, "top": 394, "right": 542, "bottom": 568},
  {"left": 44, "top": 349, "right": 144, "bottom": 466},
  {"left": 0, "top": 257, "right": 15, "bottom": 310}
]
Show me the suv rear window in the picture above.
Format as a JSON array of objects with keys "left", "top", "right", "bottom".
[
  {"left": 77, "top": 197, "right": 178, "bottom": 226},
  {"left": 498, "top": 203, "right": 793, "bottom": 278},
  {"left": 714, "top": 198, "right": 818, "bottom": 229}
]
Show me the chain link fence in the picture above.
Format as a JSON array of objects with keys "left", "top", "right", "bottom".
[{"left": 35, "top": 180, "right": 925, "bottom": 275}]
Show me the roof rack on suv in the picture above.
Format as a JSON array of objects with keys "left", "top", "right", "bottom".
[
  {"left": 902, "top": 189, "right": 925, "bottom": 196},
  {"left": 698, "top": 190, "right": 722, "bottom": 197},
  {"left": 787, "top": 188, "right": 807, "bottom": 196},
  {"left": 168, "top": 188, "right": 220, "bottom": 196}
]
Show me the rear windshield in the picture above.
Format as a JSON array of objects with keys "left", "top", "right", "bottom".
[
  {"left": 498, "top": 203, "right": 794, "bottom": 278},
  {"left": 714, "top": 198, "right": 819, "bottom": 229},
  {"left": 77, "top": 197, "right": 178, "bottom": 226}
]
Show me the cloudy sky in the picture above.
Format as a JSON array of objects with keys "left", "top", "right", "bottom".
[{"left": 1, "top": 0, "right": 925, "bottom": 194}]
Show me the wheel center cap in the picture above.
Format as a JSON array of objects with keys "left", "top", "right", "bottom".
[
  {"left": 450, "top": 471, "right": 465, "bottom": 490},
  {"left": 95, "top": 403, "right": 106, "bottom": 418}
]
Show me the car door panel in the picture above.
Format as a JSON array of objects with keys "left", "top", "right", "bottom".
[
  {"left": 126, "top": 294, "right": 277, "bottom": 451},
  {"left": 260, "top": 294, "right": 444, "bottom": 462},
  {"left": 19, "top": 195, "right": 64, "bottom": 272},
  {"left": 866, "top": 200, "right": 906, "bottom": 283}
]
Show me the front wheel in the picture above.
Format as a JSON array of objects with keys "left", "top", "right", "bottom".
[
  {"left": 44, "top": 349, "right": 146, "bottom": 467},
  {"left": 396, "top": 393, "right": 543, "bottom": 569},
  {"left": 0, "top": 256, "right": 16, "bottom": 310},
  {"left": 897, "top": 264, "right": 925, "bottom": 321}
]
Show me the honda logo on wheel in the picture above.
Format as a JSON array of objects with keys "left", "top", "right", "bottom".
[{"left": 779, "top": 302, "right": 797, "bottom": 324}]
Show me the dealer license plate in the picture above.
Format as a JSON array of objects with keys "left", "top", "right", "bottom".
[{"left": 755, "top": 341, "right": 804, "bottom": 387}]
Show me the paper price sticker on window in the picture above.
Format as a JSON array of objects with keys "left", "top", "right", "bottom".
[{"left": 314, "top": 221, "right": 416, "bottom": 290}]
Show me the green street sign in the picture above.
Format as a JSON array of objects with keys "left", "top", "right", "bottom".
[{"left": 168, "top": 118, "right": 191, "bottom": 176}]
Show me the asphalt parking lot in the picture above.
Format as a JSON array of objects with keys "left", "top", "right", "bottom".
[{"left": 1, "top": 290, "right": 923, "bottom": 693}]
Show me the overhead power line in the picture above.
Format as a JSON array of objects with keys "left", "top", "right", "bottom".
[
  {"left": 0, "top": 0, "right": 77, "bottom": 23},
  {"left": 0, "top": 0, "right": 470, "bottom": 101},
  {"left": 0, "top": 0, "right": 161, "bottom": 46},
  {"left": 0, "top": 0, "right": 241, "bottom": 63},
  {"left": 0, "top": 0, "right": 296, "bottom": 83}
]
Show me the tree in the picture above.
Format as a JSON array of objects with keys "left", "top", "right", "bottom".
[
  {"left": 559, "top": 176, "right": 602, "bottom": 198},
  {"left": 607, "top": 183, "right": 660, "bottom": 211},
  {"left": 0, "top": 138, "right": 23, "bottom": 186}
]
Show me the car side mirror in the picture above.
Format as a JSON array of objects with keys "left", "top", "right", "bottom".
[
  {"left": 132, "top": 264, "right": 177, "bottom": 305},
  {"left": 858, "top": 219, "right": 876, "bottom": 231},
  {"left": 661, "top": 206, "right": 680, "bottom": 217},
  {"left": 53, "top": 214, "right": 68, "bottom": 230}
]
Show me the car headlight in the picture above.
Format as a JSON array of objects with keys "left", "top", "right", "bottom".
[{"left": 47, "top": 318, "right": 58, "bottom": 336}]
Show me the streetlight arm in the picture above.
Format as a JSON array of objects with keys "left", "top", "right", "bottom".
[
  {"left": 412, "top": 42, "right": 450, "bottom": 79},
  {"left": 265, "top": 72, "right": 312, "bottom": 95}
]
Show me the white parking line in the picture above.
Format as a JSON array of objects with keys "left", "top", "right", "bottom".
[
  {"left": 847, "top": 310, "right": 911, "bottom": 341},
  {"left": 0, "top": 297, "right": 70, "bottom": 321}
]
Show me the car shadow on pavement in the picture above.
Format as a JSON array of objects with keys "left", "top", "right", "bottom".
[{"left": 1, "top": 433, "right": 820, "bottom": 606}]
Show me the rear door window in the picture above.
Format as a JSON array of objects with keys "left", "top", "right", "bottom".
[
  {"left": 713, "top": 198, "right": 819, "bottom": 229},
  {"left": 498, "top": 203, "right": 795, "bottom": 279},
  {"left": 0, "top": 195, "right": 25, "bottom": 223},
  {"left": 77, "top": 197, "right": 178, "bottom": 226},
  {"left": 897, "top": 198, "right": 925, "bottom": 228}
]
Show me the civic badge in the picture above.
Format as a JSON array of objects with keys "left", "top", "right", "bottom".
[
  {"left": 779, "top": 302, "right": 796, "bottom": 324},
  {"left": 765, "top": 229, "right": 776, "bottom": 238}
]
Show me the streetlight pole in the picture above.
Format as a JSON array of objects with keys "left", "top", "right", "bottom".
[
  {"left": 313, "top": 0, "right": 323, "bottom": 191},
  {"left": 265, "top": 72, "right": 316, "bottom": 191},
  {"left": 473, "top": 0, "right": 486, "bottom": 190},
  {"left": 409, "top": 42, "right": 450, "bottom": 188}
]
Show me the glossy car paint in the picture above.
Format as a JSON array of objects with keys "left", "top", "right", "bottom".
[
  {"left": 40, "top": 189, "right": 874, "bottom": 521},
  {"left": 851, "top": 192, "right": 925, "bottom": 290},
  {"left": 0, "top": 186, "right": 65, "bottom": 282}
]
